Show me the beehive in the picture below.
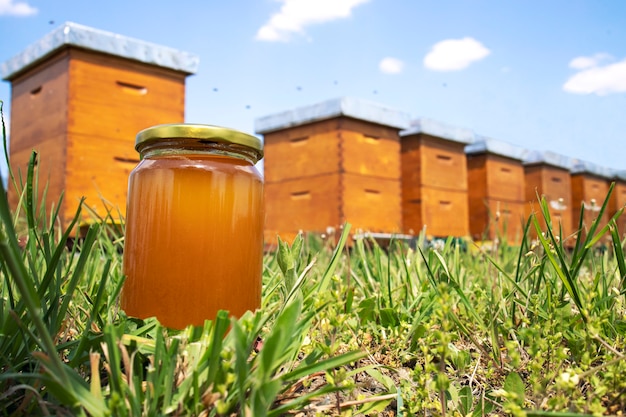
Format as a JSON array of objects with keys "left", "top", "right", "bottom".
[
  {"left": 1, "top": 22, "right": 198, "bottom": 229},
  {"left": 611, "top": 171, "right": 626, "bottom": 238},
  {"left": 523, "top": 151, "right": 574, "bottom": 241},
  {"left": 400, "top": 119, "right": 474, "bottom": 237},
  {"left": 255, "top": 97, "right": 411, "bottom": 243},
  {"left": 465, "top": 137, "right": 528, "bottom": 243},
  {"left": 570, "top": 160, "right": 612, "bottom": 239}
]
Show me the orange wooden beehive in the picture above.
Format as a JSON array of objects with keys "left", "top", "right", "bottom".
[
  {"left": 465, "top": 137, "right": 528, "bottom": 243},
  {"left": 523, "top": 151, "right": 574, "bottom": 241},
  {"left": 570, "top": 160, "right": 612, "bottom": 240},
  {"left": 610, "top": 171, "right": 626, "bottom": 238},
  {"left": 400, "top": 119, "right": 473, "bottom": 238},
  {"left": 255, "top": 97, "right": 411, "bottom": 244},
  {"left": 1, "top": 22, "right": 198, "bottom": 230}
]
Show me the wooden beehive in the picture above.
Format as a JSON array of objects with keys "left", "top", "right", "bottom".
[
  {"left": 255, "top": 97, "right": 411, "bottom": 243},
  {"left": 610, "top": 171, "right": 626, "bottom": 238},
  {"left": 523, "top": 151, "right": 574, "bottom": 241},
  {"left": 466, "top": 137, "right": 528, "bottom": 243},
  {"left": 400, "top": 119, "right": 473, "bottom": 238},
  {"left": 2, "top": 22, "right": 198, "bottom": 229},
  {"left": 570, "top": 160, "right": 612, "bottom": 240}
]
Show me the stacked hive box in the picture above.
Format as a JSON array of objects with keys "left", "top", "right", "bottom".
[
  {"left": 255, "top": 97, "right": 411, "bottom": 244},
  {"left": 400, "top": 119, "right": 474, "bottom": 237},
  {"left": 570, "top": 160, "right": 612, "bottom": 239},
  {"left": 610, "top": 171, "right": 626, "bottom": 237},
  {"left": 465, "top": 137, "right": 528, "bottom": 243},
  {"left": 523, "top": 151, "right": 574, "bottom": 240},
  {"left": 255, "top": 97, "right": 622, "bottom": 245},
  {"left": 1, "top": 22, "right": 198, "bottom": 228}
]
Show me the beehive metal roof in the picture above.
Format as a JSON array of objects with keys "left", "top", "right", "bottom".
[
  {"left": 523, "top": 150, "right": 574, "bottom": 170},
  {"left": 464, "top": 135, "right": 529, "bottom": 161},
  {"left": 615, "top": 170, "right": 626, "bottom": 181},
  {"left": 571, "top": 159, "right": 614, "bottom": 179},
  {"left": 254, "top": 97, "right": 412, "bottom": 134},
  {"left": 400, "top": 118, "right": 475, "bottom": 144},
  {"left": 1, "top": 21, "right": 199, "bottom": 80}
]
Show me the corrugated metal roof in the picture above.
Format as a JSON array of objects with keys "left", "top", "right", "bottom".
[
  {"left": 464, "top": 135, "right": 529, "bottom": 161},
  {"left": 571, "top": 159, "right": 614, "bottom": 178},
  {"left": 1, "top": 21, "right": 199, "bottom": 80},
  {"left": 523, "top": 150, "right": 574, "bottom": 170},
  {"left": 614, "top": 170, "right": 626, "bottom": 181},
  {"left": 254, "top": 97, "right": 412, "bottom": 134},
  {"left": 400, "top": 118, "right": 475, "bottom": 144}
]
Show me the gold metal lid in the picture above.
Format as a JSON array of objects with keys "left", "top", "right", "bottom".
[{"left": 135, "top": 123, "right": 263, "bottom": 160}]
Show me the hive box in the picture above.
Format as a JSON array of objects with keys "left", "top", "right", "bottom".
[
  {"left": 465, "top": 137, "right": 528, "bottom": 243},
  {"left": 255, "top": 97, "right": 411, "bottom": 243},
  {"left": 611, "top": 171, "right": 626, "bottom": 238},
  {"left": 1, "top": 22, "right": 198, "bottom": 229},
  {"left": 523, "top": 151, "right": 574, "bottom": 241},
  {"left": 400, "top": 119, "right": 474, "bottom": 238},
  {"left": 570, "top": 160, "right": 613, "bottom": 240}
]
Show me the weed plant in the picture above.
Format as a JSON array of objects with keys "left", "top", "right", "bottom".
[{"left": 1, "top": 102, "right": 626, "bottom": 416}]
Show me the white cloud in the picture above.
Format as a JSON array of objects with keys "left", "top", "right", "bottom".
[
  {"left": 563, "top": 56, "right": 626, "bottom": 95},
  {"left": 379, "top": 57, "right": 404, "bottom": 74},
  {"left": 569, "top": 53, "right": 612, "bottom": 70},
  {"left": 256, "top": 0, "right": 369, "bottom": 42},
  {"left": 423, "top": 37, "right": 490, "bottom": 71},
  {"left": 0, "top": 0, "right": 37, "bottom": 16}
]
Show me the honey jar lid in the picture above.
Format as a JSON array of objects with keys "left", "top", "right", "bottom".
[{"left": 135, "top": 123, "right": 263, "bottom": 161}]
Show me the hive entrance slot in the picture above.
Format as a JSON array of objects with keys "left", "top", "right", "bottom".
[
  {"left": 30, "top": 86, "right": 42, "bottom": 96},
  {"left": 116, "top": 81, "right": 148, "bottom": 95},
  {"left": 364, "top": 134, "right": 380, "bottom": 144},
  {"left": 291, "top": 191, "right": 310, "bottom": 200},
  {"left": 114, "top": 156, "right": 140, "bottom": 164},
  {"left": 290, "top": 136, "right": 308, "bottom": 145}
]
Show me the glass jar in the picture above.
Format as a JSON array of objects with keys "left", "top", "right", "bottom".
[{"left": 121, "top": 123, "right": 264, "bottom": 329}]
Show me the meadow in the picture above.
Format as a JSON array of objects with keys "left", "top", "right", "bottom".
[{"left": 1, "top": 105, "right": 626, "bottom": 416}]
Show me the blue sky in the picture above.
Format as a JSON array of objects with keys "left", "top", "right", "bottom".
[{"left": 1, "top": 0, "right": 625, "bottom": 178}]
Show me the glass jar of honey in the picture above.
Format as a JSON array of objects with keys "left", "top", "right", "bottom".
[{"left": 121, "top": 124, "right": 264, "bottom": 329}]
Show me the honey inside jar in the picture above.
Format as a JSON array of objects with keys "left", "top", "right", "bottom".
[{"left": 121, "top": 125, "right": 264, "bottom": 329}]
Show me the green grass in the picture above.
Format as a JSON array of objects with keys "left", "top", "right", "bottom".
[{"left": 2, "top": 101, "right": 626, "bottom": 416}]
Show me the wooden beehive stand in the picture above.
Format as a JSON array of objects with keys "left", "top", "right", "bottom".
[
  {"left": 400, "top": 119, "right": 473, "bottom": 238},
  {"left": 1, "top": 22, "right": 198, "bottom": 231},
  {"left": 570, "top": 160, "right": 614, "bottom": 242},
  {"left": 465, "top": 137, "right": 528, "bottom": 244},
  {"left": 523, "top": 150, "right": 574, "bottom": 242},
  {"left": 255, "top": 97, "right": 411, "bottom": 246}
]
